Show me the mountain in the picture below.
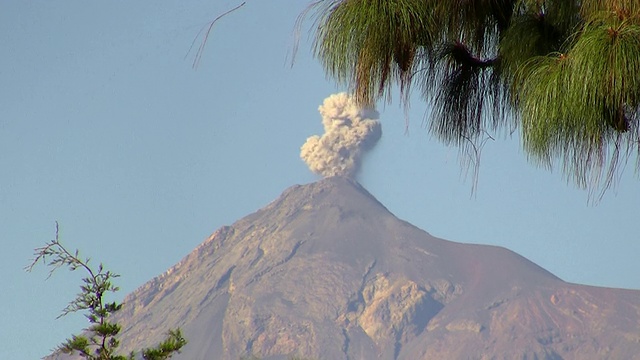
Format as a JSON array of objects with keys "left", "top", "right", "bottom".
[{"left": 50, "top": 176, "right": 640, "bottom": 359}]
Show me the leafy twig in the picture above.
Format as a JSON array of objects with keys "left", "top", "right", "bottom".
[{"left": 27, "top": 223, "right": 187, "bottom": 359}]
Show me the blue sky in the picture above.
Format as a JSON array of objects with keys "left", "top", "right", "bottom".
[{"left": 2, "top": 1, "right": 639, "bottom": 358}]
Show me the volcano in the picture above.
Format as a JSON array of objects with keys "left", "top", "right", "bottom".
[{"left": 50, "top": 176, "right": 640, "bottom": 359}]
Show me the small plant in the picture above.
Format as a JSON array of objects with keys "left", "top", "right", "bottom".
[{"left": 27, "top": 222, "right": 187, "bottom": 360}]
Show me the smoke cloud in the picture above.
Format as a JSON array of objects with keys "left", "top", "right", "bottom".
[{"left": 300, "top": 93, "right": 382, "bottom": 178}]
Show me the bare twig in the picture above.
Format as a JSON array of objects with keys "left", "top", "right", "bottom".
[
  {"left": 188, "top": 2, "right": 247, "bottom": 70},
  {"left": 459, "top": 131, "right": 495, "bottom": 197},
  {"left": 288, "top": 0, "right": 324, "bottom": 67}
]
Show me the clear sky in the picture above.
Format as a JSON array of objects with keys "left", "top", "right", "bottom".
[{"left": 2, "top": 1, "right": 639, "bottom": 358}]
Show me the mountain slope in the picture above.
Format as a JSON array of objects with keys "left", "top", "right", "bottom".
[{"left": 50, "top": 176, "right": 640, "bottom": 359}]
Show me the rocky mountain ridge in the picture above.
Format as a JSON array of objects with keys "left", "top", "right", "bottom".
[{"left": 50, "top": 176, "right": 640, "bottom": 359}]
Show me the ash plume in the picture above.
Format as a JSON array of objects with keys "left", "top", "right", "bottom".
[{"left": 300, "top": 93, "right": 382, "bottom": 178}]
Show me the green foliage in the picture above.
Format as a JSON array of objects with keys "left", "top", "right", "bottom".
[
  {"left": 517, "top": 11, "right": 640, "bottom": 190},
  {"left": 311, "top": 0, "right": 434, "bottom": 105},
  {"left": 26, "top": 222, "right": 187, "bottom": 360},
  {"left": 303, "top": 0, "right": 640, "bottom": 195},
  {"left": 141, "top": 330, "right": 187, "bottom": 360}
]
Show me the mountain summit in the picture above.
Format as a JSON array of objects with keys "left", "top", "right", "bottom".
[{"left": 52, "top": 177, "right": 640, "bottom": 359}]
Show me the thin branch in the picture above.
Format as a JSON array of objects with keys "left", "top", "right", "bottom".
[
  {"left": 28, "top": 224, "right": 185, "bottom": 359},
  {"left": 288, "top": 0, "right": 324, "bottom": 68},
  {"left": 25, "top": 222, "right": 93, "bottom": 280},
  {"left": 189, "top": 2, "right": 247, "bottom": 70},
  {"left": 459, "top": 131, "right": 495, "bottom": 197}
]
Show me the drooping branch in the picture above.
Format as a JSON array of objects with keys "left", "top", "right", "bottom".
[
  {"left": 189, "top": 2, "right": 247, "bottom": 69},
  {"left": 305, "top": 0, "right": 640, "bottom": 195}
]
